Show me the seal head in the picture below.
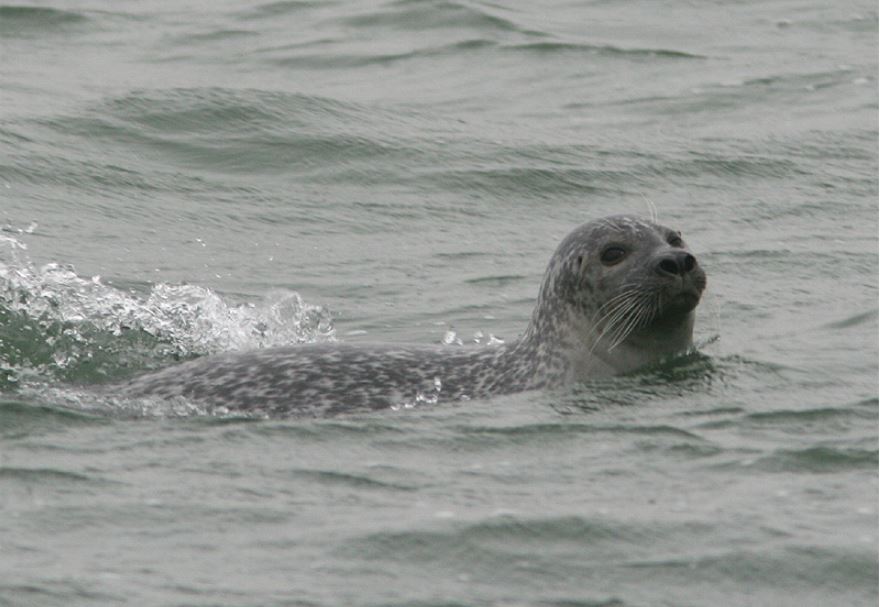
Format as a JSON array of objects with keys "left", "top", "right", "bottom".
[{"left": 516, "top": 214, "right": 707, "bottom": 381}]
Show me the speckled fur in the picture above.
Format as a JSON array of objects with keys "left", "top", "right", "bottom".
[{"left": 116, "top": 216, "right": 706, "bottom": 416}]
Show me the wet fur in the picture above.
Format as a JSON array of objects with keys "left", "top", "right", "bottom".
[{"left": 117, "top": 215, "right": 706, "bottom": 415}]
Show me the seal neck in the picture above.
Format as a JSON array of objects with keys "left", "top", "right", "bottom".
[
  {"left": 502, "top": 304, "right": 587, "bottom": 389},
  {"left": 510, "top": 301, "right": 696, "bottom": 386},
  {"left": 591, "top": 310, "right": 696, "bottom": 375}
]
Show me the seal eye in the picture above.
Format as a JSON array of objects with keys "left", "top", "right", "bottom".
[
  {"left": 600, "top": 246, "right": 627, "bottom": 265},
  {"left": 668, "top": 233, "right": 684, "bottom": 248}
]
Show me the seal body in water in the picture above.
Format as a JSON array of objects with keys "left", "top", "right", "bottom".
[{"left": 117, "top": 215, "right": 706, "bottom": 415}]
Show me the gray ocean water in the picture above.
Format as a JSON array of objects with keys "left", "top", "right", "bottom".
[{"left": 1, "top": 1, "right": 877, "bottom": 605}]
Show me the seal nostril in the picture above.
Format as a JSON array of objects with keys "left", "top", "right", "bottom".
[
  {"left": 658, "top": 252, "right": 696, "bottom": 276},
  {"left": 658, "top": 258, "right": 679, "bottom": 275},
  {"left": 682, "top": 253, "right": 696, "bottom": 273}
]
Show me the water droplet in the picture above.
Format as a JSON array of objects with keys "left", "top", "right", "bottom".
[{"left": 441, "top": 329, "right": 458, "bottom": 345}]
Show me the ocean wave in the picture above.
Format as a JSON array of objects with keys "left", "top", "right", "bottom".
[
  {"left": 0, "top": 398, "right": 106, "bottom": 439},
  {"left": 507, "top": 40, "right": 704, "bottom": 60},
  {"left": 339, "top": 0, "right": 523, "bottom": 34},
  {"left": 33, "top": 88, "right": 427, "bottom": 177},
  {"left": 0, "top": 234, "right": 334, "bottom": 390},
  {"left": 236, "top": 0, "right": 328, "bottom": 21},
  {"left": 0, "top": 5, "right": 88, "bottom": 32},
  {"left": 747, "top": 445, "right": 878, "bottom": 473},
  {"left": 265, "top": 38, "right": 495, "bottom": 69}
]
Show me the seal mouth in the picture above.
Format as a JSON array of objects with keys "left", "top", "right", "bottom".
[
  {"left": 590, "top": 272, "right": 704, "bottom": 352},
  {"left": 659, "top": 267, "right": 705, "bottom": 317},
  {"left": 651, "top": 281, "right": 703, "bottom": 322},
  {"left": 666, "top": 289, "right": 701, "bottom": 313}
]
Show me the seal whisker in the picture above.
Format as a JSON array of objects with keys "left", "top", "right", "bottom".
[
  {"left": 592, "top": 285, "right": 649, "bottom": 321},
  {"left": 616, "top": 290, "right": 657, "bottom": 344},
  {"left": 592, "top": 293, "right": 641, "bottom": 335},
  {"left": 591, "top": 293, "right": 648, "bottom": 352},
  {"left": 595, "top": 284, "right": 644, "bottom": 306},
  {"left": 607, "top": 293, "right": 656, "bottom": 351},
  {"left": 592, "top": 293, "right": 641, "bottom": 326},
  {"left": 633, "top": 292, "right": 660, "bottom": 339},
  {"left": 640, "top": 194, "right": 658, "bottom": 224},
  {"left": 589, "top": 310, "right": 628, "bottom": 353},
  {"left": 597, "top": 286, "right": 650, "bottom": 323},
  {"left": 605, "top": 293, "right": 653, "bottom": 351}
]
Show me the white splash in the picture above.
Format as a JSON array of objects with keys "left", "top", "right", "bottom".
[{"left": 0, "top": 234, "right": 335, "bottom": 388}]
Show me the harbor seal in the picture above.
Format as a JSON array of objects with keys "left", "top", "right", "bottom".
[{"left": 116, "top": 215, "right": 706, "bottom": 416}]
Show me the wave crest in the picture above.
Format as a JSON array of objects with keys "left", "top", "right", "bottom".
[{"left": 0, "top": 235, "right": 334, "bottom": 390}]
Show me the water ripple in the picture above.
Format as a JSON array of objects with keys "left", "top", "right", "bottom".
[
  {"left": 340, "top": 0, "right": 524, "bottom": 34},
  {"left": 0, "top": 5, "right": 88, "bottom": 33}
]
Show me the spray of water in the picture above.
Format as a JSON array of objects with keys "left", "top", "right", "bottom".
[{"left": 0, "top": 235, "right": 335, "bottom": 393}]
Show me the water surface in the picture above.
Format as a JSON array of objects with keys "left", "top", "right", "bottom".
[{"left": 1, "top": 0, "right": 877, "bottom": 605}]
